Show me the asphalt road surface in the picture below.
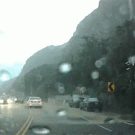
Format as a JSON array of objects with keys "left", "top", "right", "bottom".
[{"left": 0, "top": 102, "right": 135, "bottom": 135}]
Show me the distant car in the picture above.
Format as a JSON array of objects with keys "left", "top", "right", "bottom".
[
  {"left": 26, "top": 97, "right": 43, "bottom": 108},
  {"left": 80, "top": 98, "right": 103, "bottom": 112},
  {"left": 0, "top": 98, "right": 4, "bottom": 104},
  {"left": 7, "top": 98, "right": 14, "bottom": 104},
  {"left": 0, "top": 96, "right": 10, "bottom": 104}
]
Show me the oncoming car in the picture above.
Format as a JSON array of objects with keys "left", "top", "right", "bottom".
[
  {"left": 26, "top": 97, "right": 43, "bottom": 108},
  {"left": 0, "top": 96, "right": 14, "bottom": 104},
  {"left": 0, "top": 98, "right": 4, "bottom": 104}
]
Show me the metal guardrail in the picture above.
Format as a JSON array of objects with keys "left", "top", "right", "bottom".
[{"left": 48, "top": 98, "right": 69, "bottom": 106}]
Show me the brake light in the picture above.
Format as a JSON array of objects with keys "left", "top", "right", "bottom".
[
  {"left": 39, "top": 100, "right": 42, "bottom": 103},
  {"left": 29, "top": 100, "right": 33, "bottom": 103}
]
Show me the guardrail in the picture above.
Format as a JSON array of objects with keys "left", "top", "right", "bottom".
[{"left": 48, "top": 98, "right": 69, "bottom": 106}]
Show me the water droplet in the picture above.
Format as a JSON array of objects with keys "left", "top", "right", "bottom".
[
  {"left": 31, "top": 126, "right": 51, "bottom": 134},
  {"left": 59, "top": 63, "right": 72, "bottom": 73},
  {"left": 56, "top": 109, "right": 67, "bottom": 117},
  {"left": 91, "top": 71, "right": 99, "bottom": 80},
  {"left": 95, "top": 58, "right": 106, "bottom": 68},
  {"left": 95, "top": 60, "right": 102, "bottom": 68},
  {"left": 128, "top": 56, "right": 135, "bottom": 65},
  {"left": 0, "top": 70, "right": 11, "bottom": 82},
  {"left": 0, "top": 30, "right": 4, "bottom": 35},
  {"left": 58, "top": 87, "right": 65, "bottom": 94},
  {"left": 100, "top": 57, "right": 106, "bottom": 65}
]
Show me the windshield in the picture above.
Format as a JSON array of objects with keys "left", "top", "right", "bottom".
[
  {"left": 0, "top": 0, "right": 135, "bottom": 134},
  {"left": 29, "top": 97, "right": 41, "bottom": 100}
]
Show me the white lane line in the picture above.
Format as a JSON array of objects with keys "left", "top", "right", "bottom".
[
  {"left": 79, "top": 116, "right": 89, "bottom": 121},
  {"left": 97, "top": 124, "right": 112, "bottom": 132},
  {"left": 123, "top": 122, "right": 134, "bottom": 125}
]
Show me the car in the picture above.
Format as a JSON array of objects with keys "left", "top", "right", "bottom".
[
  {"left": 69, "top": 98, "right": 85, "bottom": 108},
  {"left": 0, "top": 96, "right": 10, "bottom": 104},
  {"left": 0, "top": 98, "right": 4, "bottom": 104},
  {"left": 26, "top": 97, "right": 43, "bottom": 108},
  {"left": 80, "top": 98, "right": 103, "bottom": 112},
  {"left": 7, "top": 98, "right": 14, "bottom": 104}
]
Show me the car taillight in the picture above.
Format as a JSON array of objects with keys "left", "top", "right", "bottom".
[
  {"left": 29, "top": 100, "right": 33, "bottom": 103},
  {"left": 39, "top": 100, "right": 42, "bottom": 103}
]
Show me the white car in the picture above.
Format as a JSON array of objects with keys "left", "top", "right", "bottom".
[{"left": 26, "top": 97, "right": 43, "bottom": 108}]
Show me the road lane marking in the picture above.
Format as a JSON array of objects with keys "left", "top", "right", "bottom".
[
  {"left": 22, "top": 117, "right": 33, "bottom": 135},
  {"left": 123, "top": 122, "right": 134, "bottom": 125},
  {"left": 15, "top": 115, "right": 32, "bottom": 135},
  {"left": 79, "top": 116, "right": 89, "bottom": 121},
  {"left": 97, "top": 124, "right": 112, "bottom": 132}
]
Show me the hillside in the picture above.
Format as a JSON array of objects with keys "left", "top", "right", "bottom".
[
  {"left": 74, "top": 0, "right": 132, "bottom": 36},
  {"left": 20, "top": 0, "right": 135, "bottom": 77},
  {"left": 21, "top": 44, "right": 67, "bottom": 76}
]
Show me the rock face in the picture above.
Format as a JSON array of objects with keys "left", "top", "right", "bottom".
[
  {"left": 73, "top": 0, "right": 134, "bottom": 37},
  {"left": 20, "top": 0, "right": 135, "bottom": 76},
  {"left": 21, "top": 44, "right": 67, "bottom": 76}
]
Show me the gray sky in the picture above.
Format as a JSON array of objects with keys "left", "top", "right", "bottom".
[{"left": 0, "top": 0, "right": 99, "bottom": 65}]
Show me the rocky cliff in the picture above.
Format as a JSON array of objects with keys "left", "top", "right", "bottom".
[
  {"left": 20, "top": 0, "right": 135, "bottom": 77},
  {"left": 73, "top": 0, "right": 134, "bottom": 36}
]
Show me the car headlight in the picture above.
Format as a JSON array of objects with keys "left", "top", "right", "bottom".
[
  {"left": 7, "top": 99, "right": 13, "bottom": 104},
  {"left": 14, "top": 98, "right": 17, "bottom": 101},
  {"left": 0, "top": 100, "right": 4, "bottom": 103}
]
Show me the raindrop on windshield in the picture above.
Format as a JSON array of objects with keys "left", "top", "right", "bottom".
[
  {"left": 56, "top": 109, "right": 67, "bottom": 117},
  {"left": 59, "top": 63, "right": 72, "bottom": 73},
  {"left": 0, "top": 70, "right": 11, "bottom": 82},
  {"left": 95, "top": 60, "right": 102, "bottom": 68},
  {"left": 91, "top": 71, "right": 99, "bottom": 80},
  {"left": 30, "top": 126, "right": 51, "bottom": 134},
  {"left": 58, "top": 87, "right": 65, "bottom": 94},
  {"left": 128, "top": 56, "right": 135, "bottom": 65},
  {"left": 95, "top": 58, "right": 106, "bottom": 68}
]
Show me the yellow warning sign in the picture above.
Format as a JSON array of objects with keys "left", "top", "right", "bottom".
[{"left": 108, "top": 82, "right": 115, "bottom": 92}]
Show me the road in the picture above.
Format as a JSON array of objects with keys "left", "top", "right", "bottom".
[{"left": 0, "top": 102, "right": 135, "bottom": 135}]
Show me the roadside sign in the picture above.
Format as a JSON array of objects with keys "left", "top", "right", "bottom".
[{"left": 108, "top": 82, "right": 115, "bottom": 92}]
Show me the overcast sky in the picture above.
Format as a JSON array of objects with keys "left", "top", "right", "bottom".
[{"left": 0, "top": 0, "right": 99, "bottom": 65}]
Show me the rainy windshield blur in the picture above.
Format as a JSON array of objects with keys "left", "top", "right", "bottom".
[{"left": 0, "top": 0, "right": 135, "bottom": 134}]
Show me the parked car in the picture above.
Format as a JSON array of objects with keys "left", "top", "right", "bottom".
[
  {"left": 80, "top": 98, "right": 103, "bottom": 112},
  {"left": 25, "top": 97, "right": 43, "bottom": 108},
  {"left": 69, "top": 98, "right": 85, "bottom": 108}
]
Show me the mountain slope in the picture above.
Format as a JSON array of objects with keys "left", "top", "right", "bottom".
[
  {"left": 20, "top": 0, "right": 135, "bottom": 77},
  {"left": 21, "top": 44, "right": 67, "bottom": 76},
  {"left": 73, "top": 0, "right": 131, "bottom": 37}
]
